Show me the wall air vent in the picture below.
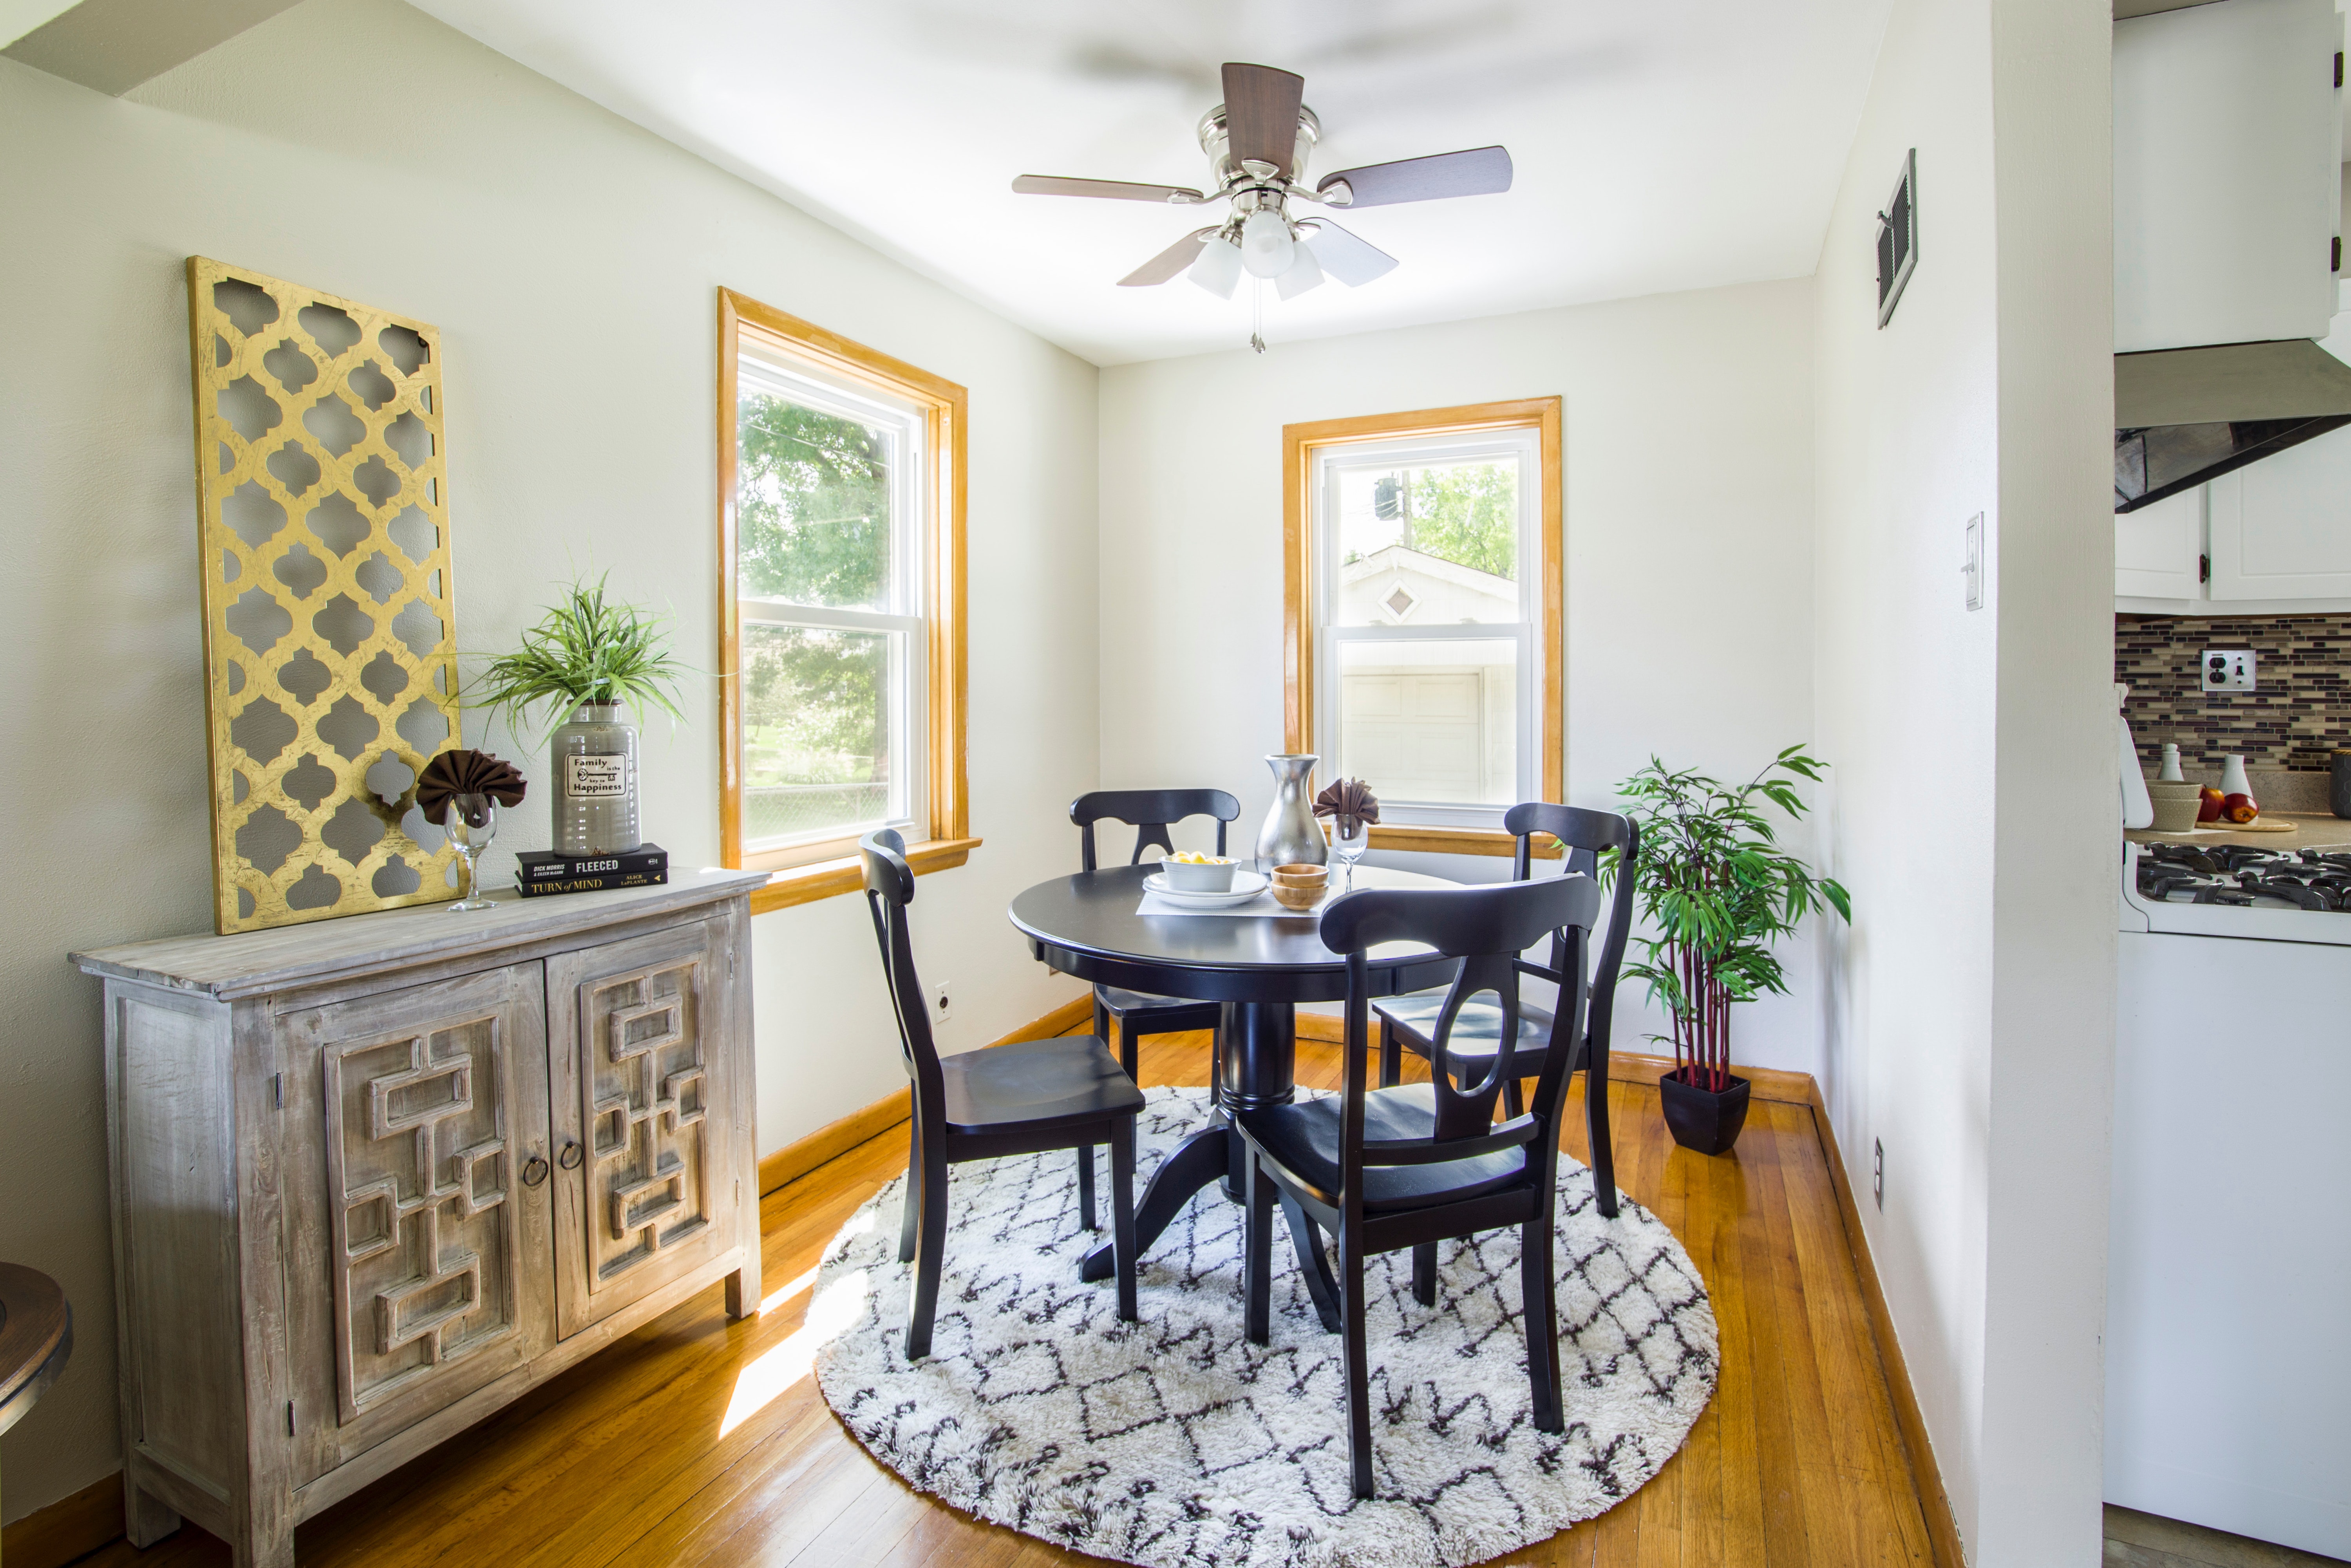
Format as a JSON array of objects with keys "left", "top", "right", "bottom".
[{"left": 1876, "top": 149, "right": 1917, "bottom": 329}]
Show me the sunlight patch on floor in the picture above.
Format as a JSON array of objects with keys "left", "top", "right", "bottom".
[
  {"left": 720, "top": 1269, "right": 866, "bottom": 1437},
  {"left": 758, "top": 1264, "right": 819, "bottom": 1316}
]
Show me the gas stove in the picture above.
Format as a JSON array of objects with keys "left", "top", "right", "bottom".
[{"left": 2123, "top": 840, "right": 2351, "bottom": 943}]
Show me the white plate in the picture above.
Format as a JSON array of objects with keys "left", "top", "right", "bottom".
[{"left": 1141, "top": 871, "right": 1269, "bottom": 909}]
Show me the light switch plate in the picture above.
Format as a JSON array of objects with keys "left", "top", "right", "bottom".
[{"left": 2200, "top": 649, "right": 2255, "bottom": 692}]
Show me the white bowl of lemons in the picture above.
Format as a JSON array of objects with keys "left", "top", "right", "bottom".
[{"left": 1159, "top": 851, "right": 1239, "bottom": 892}]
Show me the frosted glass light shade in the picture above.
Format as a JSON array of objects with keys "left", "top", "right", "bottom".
[
  {"left": 1239, "top": 210, "right": 1294, "bottom": 278},
  {"left": 1275, "top": 241, "right": 1324, "bottom": 300},
  {"left": 1187, "top": 236, "right": 1243, "bottom": 298}
]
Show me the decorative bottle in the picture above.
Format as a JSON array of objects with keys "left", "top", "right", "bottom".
[
  {"left": 2158, "top": 744, "right": 2184, "bottom": 782},
  {"left": 1256, "top": 754, "right": 1328, "bottom": 870},
  {"left": 551, "top": 701, "right": 641, "bottom": 855}
]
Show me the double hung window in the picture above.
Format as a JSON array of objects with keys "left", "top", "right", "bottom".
[
  {"left": 1285, "top": 400, "right": 1562, "bottom": 852},
  {"left": 718, "top": 290, "right": 971, "bottom": 910}
]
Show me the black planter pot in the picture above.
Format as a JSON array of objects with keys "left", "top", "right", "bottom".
[{"left": 1659, "top": 1068, "right": 1752, "bottom": 1156}]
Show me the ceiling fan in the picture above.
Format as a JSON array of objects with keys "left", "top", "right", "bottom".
[{"left": 1012, "top": 62, "right": 1512, "bottom": 325}]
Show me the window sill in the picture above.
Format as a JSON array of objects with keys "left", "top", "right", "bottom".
[
  {"left": 1368, "top": 824, "right": 1562, "bottom": 860},
  {"left": 745, "top": 836, "right": 981, "bottom": 914}
]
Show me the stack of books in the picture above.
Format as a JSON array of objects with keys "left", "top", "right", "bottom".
[{"left": 515, "top": 843, "right": 669, "bottom": 898}]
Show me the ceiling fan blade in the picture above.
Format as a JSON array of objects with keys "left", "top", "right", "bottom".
[
  {"left": 1013, "top": 174, "right": 1206, "bottom": 204},
  {"left": 1118, "top": 229, "right": 1218, "bottom": 287},
  {"left": 1301, "top": 220, "right": 1398, "bottom": 287},
  {"left": 1222, "top": 62, "right": 1306, "bottom": 175},
  {"left": 1318, "top": 146, "right": 1513, "bottom": 208}
]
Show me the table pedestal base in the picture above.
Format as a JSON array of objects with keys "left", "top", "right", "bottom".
[{"left": 1079, "top": 1002, "right": 1342, "bottom": 1331}]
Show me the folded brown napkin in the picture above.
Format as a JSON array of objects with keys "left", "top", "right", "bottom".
[
  {"left": 418, "top": 749, "right": 527, "bottom": 826},
  {"left": 1313, "top": 777, "right": 1381, "bottom": 831}
]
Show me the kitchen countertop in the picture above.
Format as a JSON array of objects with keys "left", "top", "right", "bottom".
[{"left": 2128, "top": 811, "right": 2351, "bottom": 851}]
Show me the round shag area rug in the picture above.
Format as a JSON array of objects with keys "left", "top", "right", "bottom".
[{"left": 811, "top": 1087, "right": 1718, "bottom": 1568}]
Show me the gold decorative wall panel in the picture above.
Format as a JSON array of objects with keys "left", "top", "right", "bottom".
[{"left": 187, "top": 257, "right": 461, "bottom": 933}]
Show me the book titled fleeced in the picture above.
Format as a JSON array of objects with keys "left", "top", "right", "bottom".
[
  {"left": 514, "top": 843, "right": 668, "bottom": 884},
  {"left": 513, "top": 868, "right": 669, "bottom": 898}
]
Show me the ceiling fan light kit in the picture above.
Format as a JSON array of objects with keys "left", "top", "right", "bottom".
[{"left": 1013, "top": 61, "right": 1513, "bottom": 349}]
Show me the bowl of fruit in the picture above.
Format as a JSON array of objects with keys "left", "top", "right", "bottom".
[{"left": 1159, "top": 851, "right": 1240, "bottom": 892}]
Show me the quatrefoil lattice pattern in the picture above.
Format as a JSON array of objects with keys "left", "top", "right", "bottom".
[{"left": 188, "top": 257, "right": 461, "bottom": 933}]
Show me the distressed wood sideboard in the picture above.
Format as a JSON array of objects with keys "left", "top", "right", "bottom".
[{"left": 71, "top": 869, "right": 767, "bottom": 1568}]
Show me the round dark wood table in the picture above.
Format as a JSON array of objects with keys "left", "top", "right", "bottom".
[
  {"left": 1009, "top": 862, "right": 1460, "bottom": 1321},
  {"left": 0, "top": 1261, "right": 71, "bottom": 1440}
]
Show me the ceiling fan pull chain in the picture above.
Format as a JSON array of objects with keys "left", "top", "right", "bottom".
[{"left": 1251, "top": 279, "right": 1267, "bottom": 355}]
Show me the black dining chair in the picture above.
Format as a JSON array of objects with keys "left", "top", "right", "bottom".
[
  {"left": 859, "top": 828, "right": 1144, "bottom": 1360},
  {"left": 1372, "top": 803, "right": 1637, "bottom": 1219},
  {"left": 1236, "top": 873, "right": 1604, "bottom": 1499},
  {"left": 1071, "top": 787, "right": 1242, "bottom": 1073}
]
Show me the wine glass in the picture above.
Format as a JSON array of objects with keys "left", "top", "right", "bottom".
[
  {"left": 1331, "top": 813, "right": 1371, "bottom": 893},
  {"left": 443, "top": 793, "right": 498, "bottom": 912}
]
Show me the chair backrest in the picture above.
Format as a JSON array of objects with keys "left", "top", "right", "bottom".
[
  {"left": 859, "top": 828, "right": 943, "bottom": 1118},
  {"left": 1320, "top": 875, "right": 1604, "bottom": 1204},
  {"left": 1503, "top": 802, "right": 1640, "bottom": 1076},
  {"left": 1071, "top": 788, "right": 1241, "bottom": 871}
]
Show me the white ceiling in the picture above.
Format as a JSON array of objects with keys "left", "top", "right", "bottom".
[{"left": 409, "top": 0, "right": 1893, "bottom": 367}]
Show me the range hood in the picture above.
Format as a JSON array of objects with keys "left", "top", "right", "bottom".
[
  {"left": 2112, "top": 0, "right": 2347, "bottom": 512},
  {"left": 2114, "top": 340, "right": 2351, "bottom": 511}
]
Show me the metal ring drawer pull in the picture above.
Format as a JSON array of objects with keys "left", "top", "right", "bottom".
[
  {"left": 520, "top": 1154, "right": 550, "bottom": 1188},
  {"left": 557, "top": 1141, "right": 584, "bottom": 1171}
]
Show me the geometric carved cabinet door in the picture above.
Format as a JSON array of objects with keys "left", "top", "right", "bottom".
[
  {"left": 279, "top": 962, "right": 554, "bottom": 1483},
  {"left": 546, "top": 919, "right": 738, "bottom": 1339}
]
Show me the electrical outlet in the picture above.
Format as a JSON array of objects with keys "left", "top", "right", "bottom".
[
  {"left": 2201, "top": 649, "right": 2255, "bottom": 692},
  {"left": 929, "top": 980, "right": 953, "bottom": 1024},
  {"left": 1872, "top": 1138, "right": 1884, "bottom": 1210}
]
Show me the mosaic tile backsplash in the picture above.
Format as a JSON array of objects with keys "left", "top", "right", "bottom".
[{"left": 2117, "top": 613, "right": 2351, "bottom": 773}]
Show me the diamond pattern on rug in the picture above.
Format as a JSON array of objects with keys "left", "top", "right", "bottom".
[{"left": 813, "top": 1086, "right": 1718, "bottom": 1568}]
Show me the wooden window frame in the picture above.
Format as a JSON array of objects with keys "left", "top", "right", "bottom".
[
  {"left": 718, "top": 289, "right": 976, "bottom": 914},
  {"left": 1282, "top": 397, "right": 1564, "bottom": 859}
]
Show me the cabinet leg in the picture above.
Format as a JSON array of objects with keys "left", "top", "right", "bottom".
[
  {"left": 234, "top": 1518, "right": 297, "bottom": 1568},
  {"left": 124, "top": 1477, "right": 181, "bottom": 1548},
  {"left": 725, "top": 1266, "right": 751, "bottom": 1320}
]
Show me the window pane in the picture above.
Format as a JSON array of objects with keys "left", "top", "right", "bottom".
[
  {"left": 1332, "top": 638, "right": 1517, "bottom": 806},
  {"left": 1334, "top": 457, "right": 1519, "bottom": 626},
  {"left": 740, "top": 623, "right": 901, "bottom": 845},
  {"left": 736, "top": 383, "right": 897, "bottom": 612}
]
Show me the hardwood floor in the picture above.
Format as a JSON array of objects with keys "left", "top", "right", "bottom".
[{"left": 74, "top": 1030, "right": 1935, "bottom": 1568}]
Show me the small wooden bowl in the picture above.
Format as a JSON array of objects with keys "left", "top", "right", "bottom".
[{"left": 1270, "top": 864, "right": 1327, "bottom": 910}]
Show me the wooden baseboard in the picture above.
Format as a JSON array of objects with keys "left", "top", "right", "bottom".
[
  {"left": 1800, "top": 1077, "right": 1967, "bottom": 1568},
  {"left": 1295, "top": 1009, "right": 1962, "bottom": 1564},
  {"left": 755, "top": 994, "right": 1096, "bottom": 1195},
  {"left": 3, "top": 1471, "right": 124, "bottom": 1568}
]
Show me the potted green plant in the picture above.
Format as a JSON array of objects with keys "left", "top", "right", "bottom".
[
  {"left": 1608, "top": 746, "right": 1851, "bottom": 1156},
  {"left": 467, "top": 573, "right": 687, "bottom": 856}
]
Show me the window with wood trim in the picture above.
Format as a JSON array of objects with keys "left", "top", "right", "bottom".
[
  {"left": 718, "top": 289, "right": 973, "bottom": 912},
  {"left": 1284, "top": 399, "right": 1562, "bottom": 857}
]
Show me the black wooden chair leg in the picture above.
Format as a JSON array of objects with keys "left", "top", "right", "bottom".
[
  {"left": 1109, "top": 1118, "right": 1139, "bottom": 1323},
  {"left": 1340, "top": 1225, "right": 1375, "bottom": 1499},
  {"left": 1118, "top": 1017, "right": 1140, "bottom": 1082},
  {"left": 1586, "top": 1054, "right": 1617, "bottom": 1219},
  {"left": 905, "top": 1146, "right": 949, "bottom": 1362},
  {"left": 897, "top": 1119, "right": 921, "bottom": 1264},
  {"left": 1522, "top": 1213, "right": 1563, "bottom": 1432},
  {"left": 1094, "top": 994, "right": 1112, "bottom": 1050},
  {"left": 1076, "top": 1143, "right": 1098, "bottom": 1232},
  {"left": 1502, "top": 1076, "right": 1524, "bottom": 1120},
  {"left": 1378, "top": 1026, "right": 1400, "bottom": 1089},
  {"left": 1411, "top": 1241, "right": 1438, "bottom": 1308},
  {"left": 1243, "top": 1150, "right": 1274, "bottom": 1344}
]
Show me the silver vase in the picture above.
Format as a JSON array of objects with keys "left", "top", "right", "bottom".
[
  {"left": 551, "top": 700, "right": 642, "bottom": 855},
  {"left": 1256, "top": 754, "right": 1327, "bottom": 870}
]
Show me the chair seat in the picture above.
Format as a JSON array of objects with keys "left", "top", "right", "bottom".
[
  {"left": 1374, "top": 990, "right": 1560, "bottom": 1068},
  {"left": 940, "top": 1035, "right": 1146, "bottom": 1135},
  {"left": 1095, "top": 984, "right": 1220, "bottom": 1021},
  {"left": 1237, "top": 1084, "right": 1528, "bottom": 1214}
]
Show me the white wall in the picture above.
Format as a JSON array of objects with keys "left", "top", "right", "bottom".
[
  {"left": 1097, "top": 281, "right": 1827, "bottom": 1071},
  {"left": 0, "top": 0, "right": 1097, "bottom": 1523},
  {"left": 1812, "top": 0, "right": 2114, "bottom": 1559}
]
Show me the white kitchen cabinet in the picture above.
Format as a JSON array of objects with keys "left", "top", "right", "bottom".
[
  {"left": 2114, "top": 0, "right": 2342, "bottom": 353},
  {"left": 2115, "top": 485, "right": 2205, "bottom": 599},
  {"left": 2208, "top": 420, "right": 2351, "bottom": 598}
]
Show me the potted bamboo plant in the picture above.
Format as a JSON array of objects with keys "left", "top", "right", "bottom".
[
  {"left": 1608, "top": 746, "right": 1850, "bottom": 1156},
  {"left": 467, "top": 573, "right": 687, "bottom": 857}
]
